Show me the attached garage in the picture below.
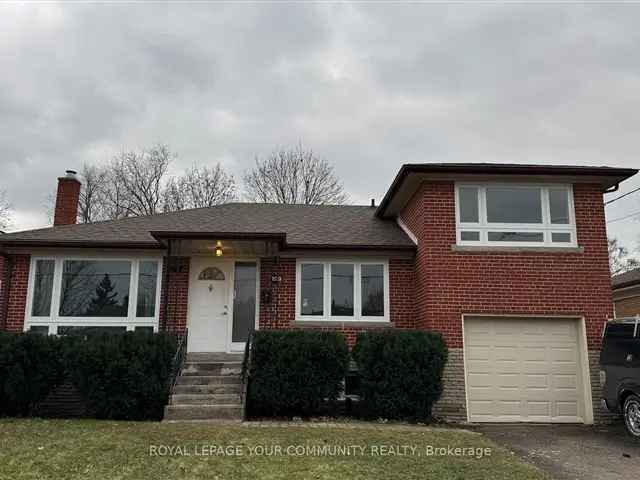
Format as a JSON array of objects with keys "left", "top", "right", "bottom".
[{"left": 463, "top": 316, "right": 593, "bottom": 424}]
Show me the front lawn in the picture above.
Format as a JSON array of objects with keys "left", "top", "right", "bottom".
[{"left": 0, "top": 419, "right": 548, "bottom": 480}]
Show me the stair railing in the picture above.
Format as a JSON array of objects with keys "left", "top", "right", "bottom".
[
  {"left": 168, "top": 328, "right": 188, "bottom": 395},
  {"left": 240, "top": 332, "right": 254, "bottom": 419}
]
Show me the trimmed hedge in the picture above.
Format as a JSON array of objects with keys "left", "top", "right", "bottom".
[
  {"left": 247, "top": 330, "right": 349, "bottom": 417},
  {"left": 353, "top": 329, "right": 447, "bottom": 421},
  {"left": 0, "top": 331, "right": 177, "bottom": 420},
  {"left": 0, "top": 332, "right": 67, "bottom": 417},
  {"left": 64, "top": 331, "right": 177, "bottom": 420}
]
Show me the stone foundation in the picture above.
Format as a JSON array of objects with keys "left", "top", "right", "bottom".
[{"left": 432, "top": 348, "right": 467, "bottom": 423}]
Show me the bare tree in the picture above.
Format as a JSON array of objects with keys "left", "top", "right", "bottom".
[
  {"left": 0, "top": 190, "right": 11, "bottom": 231},
  {"left": 108, "top": 144, "right": 172, "bottom": 217},
  {"left": 243, "top": 145, "right": 348, "bottom": 205},
  {"left": 163, "top": 163, "right": 237, "bottom": 212},
  {"left": 609, "top": 238, "right": 640, "bottom": 276},
  {"left": 78, "top": 163, "right": 108, "bottom": 223}
]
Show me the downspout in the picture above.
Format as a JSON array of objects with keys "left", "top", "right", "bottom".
[
  {"left": 603, "top": 183, "right": 619, "bottom": 194},
  {"left": 0, "top": 253, "right": 12, "bottom": 331},
  {"left": 161, "top": 239, "right": 172, "bottom": 332}
]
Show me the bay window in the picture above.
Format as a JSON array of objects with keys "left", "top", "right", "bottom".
[
  {"left": 25, "top": 256, "right": 162, "bottom": 335},
  {"left": 455, "top": 183, "right": 576, "bottom": 247},
  {"left": 296, "top": 260, "right": 389, "bottom": 322}
]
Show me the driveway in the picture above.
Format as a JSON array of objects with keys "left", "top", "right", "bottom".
[{"left": 476, "top": 423, "right": 640, "bottom": 480}]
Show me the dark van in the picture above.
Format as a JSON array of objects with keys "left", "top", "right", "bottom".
[{"left": 600, "top": 318, "right": 640, "bottom": 439}]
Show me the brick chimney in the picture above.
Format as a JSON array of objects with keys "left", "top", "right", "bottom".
[{"left": 53, "top": 170, "right": 81, "bottom": 226}]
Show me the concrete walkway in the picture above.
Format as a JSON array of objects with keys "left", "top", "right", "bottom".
[{"left": 476, "top": 423, "right": 640, "bottom": 480}]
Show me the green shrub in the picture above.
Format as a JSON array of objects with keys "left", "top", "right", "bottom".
[
  {"left": 0, "top": 332, "right": 67, "bottom": 417},
  {"left": 353, "top": 329, "right": 447, "bottom": 421},
  {"left": 247, "top": 330, "right": 349, "bottom": 417},
  {"left": 64, "top": 331, "right": 177, "bottom": 420}
]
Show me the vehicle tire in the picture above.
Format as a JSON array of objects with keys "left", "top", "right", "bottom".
[{"left": 623, "top": 394, "right": 640, "bottom": 439}]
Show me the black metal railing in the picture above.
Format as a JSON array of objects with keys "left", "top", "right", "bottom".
[
  {"left": 240, "top": 332, "right": 254, "bottom": 418},
  {"left": 168, "top": 328, "right": 188, "bottom": 394}
]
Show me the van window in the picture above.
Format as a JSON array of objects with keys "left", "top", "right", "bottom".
[{"left": 605, "top": 323, "right": 636, "bottom": 338}]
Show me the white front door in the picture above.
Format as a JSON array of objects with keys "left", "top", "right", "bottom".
[{"left": 187, "top": 258, "right": 232, "bottom": 352}]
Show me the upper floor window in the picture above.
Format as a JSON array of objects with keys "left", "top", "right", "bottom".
[{"left": 455, "top": 183, "right": 576, "bottom": 247}]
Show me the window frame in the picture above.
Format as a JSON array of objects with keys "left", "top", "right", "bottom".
[
  {"left": 295, "top": 259, "right": 390, "bottom": 323},
  {"left": 24, "top": 255, "right": 163, "bottom": 335},
  {"left": 455, "top": 182, "right": 577, "bottom": 248}
]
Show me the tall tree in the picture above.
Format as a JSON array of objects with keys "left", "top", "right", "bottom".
[
  {"left": 163, "top": 163, "right": 237, "bottom": 212},
  {"left": 243, "top": 145, "right": 348, "bottom": 205},
  {"left": 108, "top": 144, "right": 172, "bottom": 217},
  {"left": 609, "top": 237, "right": 640, "bottom": 276},
  {"left": 86, "top": 273, "right": 119, "bottom": 316},
  {"left": 0, "top": 189, "right": 11, "bottom": 231},
  {"left": 77, "top": 163, "right": 108, "bottom": 223}
]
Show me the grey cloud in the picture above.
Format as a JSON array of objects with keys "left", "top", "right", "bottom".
[{"left": 0, "top": 2, "right": 639, "bottom": 250}]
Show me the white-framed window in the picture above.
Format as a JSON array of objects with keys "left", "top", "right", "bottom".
[
  {"left": 455, "top": 183, "right": 577, "bottom": 247},
  {"left": 25, "top": 255, "right": 163, "bottom": 335},
  {"left": 295, "top": 259, "right": 390, "bottom": 322}
]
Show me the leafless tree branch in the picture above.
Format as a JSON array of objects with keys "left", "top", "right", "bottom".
[
  {"left": 243, "top": 145, "right": 348, "bottom": 205},
  {"left": 0, "top": 190, "right": 11, "bottom": 231},
  {"left": 163, "top": 163, "right": 237, "bottom": 212},
  {"left": 609, "top": 237, "right": 640, "bottom": 276}
]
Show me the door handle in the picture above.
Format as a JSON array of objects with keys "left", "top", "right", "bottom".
[{"left": 627, "top": 354, "right": 634, "bottom": 362}]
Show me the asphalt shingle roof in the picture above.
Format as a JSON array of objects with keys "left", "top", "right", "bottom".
[
  {"left": 0, "top": 203, "right": 415, "bottom": 250},
  {"left": 612, "top": 268, "right": 640, "bottom": 290}
]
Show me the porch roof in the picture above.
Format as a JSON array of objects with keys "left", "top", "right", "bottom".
[{"left": 0, "top": 203, "right": 415, "bottom": 252}]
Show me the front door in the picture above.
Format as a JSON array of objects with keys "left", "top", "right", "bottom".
[{"left": 187, "top": 258, "right": 231, "bottom": 352}]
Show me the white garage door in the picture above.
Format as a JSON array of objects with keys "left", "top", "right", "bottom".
[{"left": 464, "top": 317, "right": 587, "bottom": 423}]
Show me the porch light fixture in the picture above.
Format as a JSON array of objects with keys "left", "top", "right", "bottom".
[{"left": 215, "top": 240, "right": 223, "bottom": 257}]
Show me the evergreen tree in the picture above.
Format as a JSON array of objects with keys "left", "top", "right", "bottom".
[{"left": 86, "top": 274, "right": 119, "bottom": 315}]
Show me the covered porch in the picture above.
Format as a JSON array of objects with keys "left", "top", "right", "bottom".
[{"left": 155, "top": 233, "right": 283, "bottom": 354}]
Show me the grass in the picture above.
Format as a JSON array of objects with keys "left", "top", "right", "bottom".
[{"left": 0, "top": 419, "right": 548, "bottom": 480}]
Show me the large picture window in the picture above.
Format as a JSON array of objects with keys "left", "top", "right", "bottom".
[
  {"left": 25, "top": 256, "right": 162, "bottom": 335},
  {"left": 60, "top": 260, "right": 132, "bottom": 317},
  {"left": 297, "top": 260, "right": 389, "bottom": 322},
  {"left": 456, "top": 184, "right": 576, "bottom": 247}
]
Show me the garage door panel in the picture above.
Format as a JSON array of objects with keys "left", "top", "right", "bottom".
[
  {"left": 550, "top": 347, "right": 577, "bottom": 362},
  {"left": 526, "top": 402, "right": 551, "bottom": 417},
  {"left": 464, "top": 317, "right": 586, "bottom": 423}
]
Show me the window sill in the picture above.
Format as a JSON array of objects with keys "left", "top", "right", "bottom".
[
  {"left": 292, "top": 319, "right": 392, "bottom": 328},
  {"left": 451, "top": 245, "right": 584, "bottom": 253}
]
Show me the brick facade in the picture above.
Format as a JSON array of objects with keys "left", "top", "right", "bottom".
[
  {"left": 613, "top": 287, "right": 640, "bottom": 318},
  {"left": 401, "top": 180, "right": 613, "bottom": 423},
  {"left": 3, "top": 255, "right": 30, "bottom": 332},
  {"left": 400, "top": 181, "right": 613, "bottom": 349},
  {"left": 258, "top": 256, "right": 415, "bottom": 346},
  {"left": 160, "top": 257, "right": 190, "bottom": 334}
]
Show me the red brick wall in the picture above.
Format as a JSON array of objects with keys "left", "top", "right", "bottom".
[
  {"left": 160, "top": 257, "right": 190, "bottom": 334},
  {"left": 614, "top": 293, "right": 640, "bottom": 318},
  {"left": 0, "top": 256, "right": 6, "bottom": 329},
  {"left": 400, "top": 181, "right": 613, "bottom": 349},
  {"left": 3, "top": 255, "right": 30, "bottom": 332},
  {"left": 258, "top": 256, "right": 416, "bottom": 346},
  {"left": 53, "top": 177, "right": 81, "bottom": 226}
]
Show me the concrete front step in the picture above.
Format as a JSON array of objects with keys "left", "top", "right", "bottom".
[
  {"left": 181, "top": 362, "right": 242, "bottom": 376},
  {"left": 176, "top": 375, "right": 241, "bottom": 386},
  {"left": 186, "top": 353, "right": 244, "bottom": 363},
  {"left": 164, "top": 404, "right": 243, "bottom": 421},
  {"left": 170, "top": 393, "right": 241, "bottom": 405},
  {"left": 173, "top": 384, "right": 242, "bottom": 395}
]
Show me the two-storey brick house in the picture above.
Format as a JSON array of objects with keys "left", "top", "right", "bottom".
[{"left": 0, "top": 163, "right": 636, "bottom": 423}]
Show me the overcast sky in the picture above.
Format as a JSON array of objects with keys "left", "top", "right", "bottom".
[{"left": 1, "top": 2, "right": 639, "bottom": 250}]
